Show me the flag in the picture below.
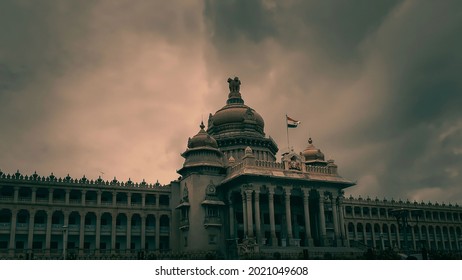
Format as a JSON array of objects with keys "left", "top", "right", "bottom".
[{"left": 286, "top": 115, "right": 301, "bottom": 128}]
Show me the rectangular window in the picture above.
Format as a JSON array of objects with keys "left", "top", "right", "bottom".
[
  {"left": 84, "top": 242, "right": 90, "bottom": 249},
  {"left": 100, "top": 243, "right": 106, "bottom": 250},
  {"left": 50, "top": 242, "right": 58, "bottom": 249},
  {"left": 16, "top": 241, "right": 24, "bottom": 249},
  {"left": 0, "top": 241, "right": 7, "bottom": 249}
]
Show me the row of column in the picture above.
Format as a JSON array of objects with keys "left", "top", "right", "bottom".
[
  {"left": 349, "top": 222, "right": 460, "bottom": 251},
  {"left": 7, "top": 210, "right": 165, "bottom": 254},
  {"left": 228, "top": 186, "right": 346, "bottom": 247},
  {"left": 8, "top": 186, "right": 167, "bottom": 207}
]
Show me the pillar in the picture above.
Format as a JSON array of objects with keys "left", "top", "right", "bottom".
[
  {"left": 332, "top": 196, "right": 340, "bottom": 245},
  {"left": 141, "top": 193, "right": 146, "bottom": 208},
  {"left": 284, "top": 187, "right": 293, "bottom": 243},
  {"left": 127, "top": 213, "right": 132, "bottom": 251},
  {"left": 28, "top": 211, "right": 35, "bottom": 251},
  {"left": 31, "top": 188, "right": 37, "bottom": 204},
  {"left": 338, "top": 197, "right": 347, "bottom": 246},
  {"left": 241, "top": 191, "right": 247, "bottom": 238},
  {"left": 141, "top": 214, "right": 146, "bottom": 250},
  {"left": 318, "top": 193, "right": 327, "bottom": 245},
  {"left": 65, "top": 189, "right": 70, "bottom": 205},
  {"left": 228, "top": 196, "right": 235, "bottom": 239},
  {"left": 302, "top": 189, "right": 313, "bottom": 246},
  {"left": 97, "top": 190, "right": 101, "bottom": 206},
  {"left": 95, "top": 212, "right": 101, "bottom": 252},
  {"left": 155, "top": 215, "right": 160, "bottom": 250},
  {"left": 79, "top": 212, "right": 85, "bottom": 255},
  {"left": 245, "top": 189, "right": 254, "bottom": 238},
  {"left": 111, "top": 214, "right": 117, "bottom": 252},
  {"left": 13, "top": 187, "right": 19, "bottom": 203},
  {"left": 268, "top": 186, "right": 277, "bottom": 246},
  {"left": 9, "top": 210, "right": 17, "bottom": 256},
  {"left": 45, "top": 212, "right": 52, "bottom": 254},
  {"left": 81, "top": 190, "right": 86, "bottom": 207},
  {"left": 254, "top": 189, "right": 262, "bottom": 244}
]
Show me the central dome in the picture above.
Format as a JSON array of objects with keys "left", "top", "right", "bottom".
[{"left": 207, "top": 77, "right": 265, "bottom": 138}]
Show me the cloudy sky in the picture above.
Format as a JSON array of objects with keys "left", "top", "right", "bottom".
[{"left": 1, "top": 0, "right": 461, "bottom": 204}]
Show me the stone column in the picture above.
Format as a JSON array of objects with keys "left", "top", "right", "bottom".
[
  {"left": 111, "top": 214, "right": 117, "bottom": 252},
  {"left": 411, "top": 226, "right": 416, "bottom": 250},
  {"left": 79, "top": 212, "right": 85, "bottom": 255},
  {"left": 141, "top": 193, "right": 146, "bottom": 208},
  {"left": 284, "top": 187, "right": 293, "bottom": 244},
  {"left": 331, "top": 196, "right": 340, "bottom": 245},
  {"left": 31, "top": 188, "right": 37, "bottom": 204},
  {"left": 45, "top": 212, "right": 52, "bottom": 255},
  {"left": 112, "top": 191, "right": 117, "bottom": 207},
  {"left": 426, "top": 226, "right": 430, "bottom": 249},
  {"left": 13, "top": 187, "right": 19, "bottom": 203},
  {"left": 127, "top": 213, "right": 132, "bottom": 252},
  {"left": 338, "top": 197, "right": 347, "bottom": 247},
  {"left": 245, "top": 189, "right": 254, "bottom": 238},
  {"left": 141, "top": 214, "right": 146, "bottom": 250},
  {"left": 318, "top": 193, "right": 327, "bottom": 246},
  {"left": 9, "top": 209, "right": 17, "bottom": 255},
  {"left": 63, "top": 212, "right": 69, "bottom": 254},
  {"left": 302, "top": 189, "right": 313, "bottom": 246},
  {"left": 127, "top": 193, "right": 132, "bottom": 207},
  {"left": 268, "top": 186, "right": 277, "bottom": 246},
  {"left": 396, "top": 225, "right": 401, "bottom": 248},
  {"left": 65, "top": 189, "right": 70, "bottom": 205},
  {"left": 28, "top": 211, "right": 35, "bottom": 251},
  {"left": 97, "top": 190, "right": 101, "bottom": 206},
  {"left": 81, "top": 190, "right": 86, "bottom": 206},
  {"left": 254, "top": 189, "right": 262, "bottom": 244},
  {"left": 48, "top": 189, "right": 54, "bottom": 204},
  {"left": 95, "top": 212, "right": 101, "bottom": 253},
  {"left": 440, "top": 227, "right": 446, "bottom": 250},
  {"left": 155, "top": 215, "right": 160, "bottom": 250},
  {"left": 228, "top": 196, "right": 235, "bottom": 239},
  {"left": 241, "top": 191, "right": 248, "bottom": 238}
]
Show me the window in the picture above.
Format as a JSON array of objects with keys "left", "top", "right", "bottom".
[
  {"left": 33, "top": 241, "right": 42, "bottom": 249},
  {"left": 0, "top": 241, "right": 7, "bottom": 249},
  {"left": 184, "top": 237, "right": 188, "bottom": 247},
  {"left": 50, "top": 242, "right": 58, "bottom": 249}
]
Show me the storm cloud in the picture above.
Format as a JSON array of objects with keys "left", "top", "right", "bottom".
[{"left": 1, "top": 0, "right": 461, "bottom": 204}]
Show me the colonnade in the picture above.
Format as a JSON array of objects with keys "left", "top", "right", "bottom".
[{"left": 227, "top": 185, "right": 346, "bottom": 247}]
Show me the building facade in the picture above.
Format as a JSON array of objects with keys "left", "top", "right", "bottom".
[{"left": 1, "top": 77, "right": 462, "bottom": 259}]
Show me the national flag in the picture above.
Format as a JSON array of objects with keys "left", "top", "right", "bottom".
[{"left": 286, "top": 115, "right": 301, "bottom": 128}]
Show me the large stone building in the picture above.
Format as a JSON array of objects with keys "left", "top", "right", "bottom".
[{"left": 1, "top": 77, "right": 462, "bottom": 259}]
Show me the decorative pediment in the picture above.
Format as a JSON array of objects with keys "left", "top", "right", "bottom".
[{"left": 282, "top": 152, "right": 303, "bottom": 171}]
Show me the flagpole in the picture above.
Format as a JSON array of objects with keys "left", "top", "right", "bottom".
[{"left": 286, "top": 114, "right": 290, "bottom": 152}]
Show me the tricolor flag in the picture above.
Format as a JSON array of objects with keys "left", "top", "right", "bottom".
[{"left": 286, "top": 115, "right": 301, "bottom": 128}]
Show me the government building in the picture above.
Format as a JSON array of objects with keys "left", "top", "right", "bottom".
[{"left": 1, "top": 78, "right": 462, "bottom": 259}]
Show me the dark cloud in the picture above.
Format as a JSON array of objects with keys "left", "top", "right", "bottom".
[{"left": 1, "top": 0, "right": 461, "bottom": 204}]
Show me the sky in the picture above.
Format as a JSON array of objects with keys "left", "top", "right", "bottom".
[{"left": 1, "top": 0, "right": 462, "bottom": 204}]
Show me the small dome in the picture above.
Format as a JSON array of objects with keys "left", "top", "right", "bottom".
[
  {"left": 302, "top": 138, "right": 325, "bottom": 161},
  {"left": 188, "top": 122, "right": 218, "bottom": 149}
]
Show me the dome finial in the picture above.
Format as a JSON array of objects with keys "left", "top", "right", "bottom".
[
  {"left": 308, "top": 137, "right": 313, "bottom": 144},
  {"left": 200, "top": 121, "right": 205, "bottom": 130}
]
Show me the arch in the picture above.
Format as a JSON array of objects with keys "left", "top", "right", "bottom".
[
  {"left": 116, "top": 213, "right": 127, "bottom": 226},
  {"left": 0, "top": 209, "right": 12, "bottom": 223},
  {"left": 348, "top": 222, "right": 355, "bottom": 233},
  {"left": 17, "top": 209, "right": 30, "bottom": 224},
  {"left": 382, "top": 224, "right": 389, "bottom": 233},
  {"left": 51, "top": 211, "right": 64, "bottom": 225},
  {"left": 131, "top": 213, "right": 142, "bottom": 227},
  {"left": 100, "top": 212, "right": 112, "bottom": 227},
  {"left": 68, "top": 211, "right": 81, "bottom": 226},
  {"left": 69, "top": 190, "right": 82, "bottom": 203},
  {"left": 374, "top": 223, "right": 381, "bottom": 234},
  {"left": 84, "top": 212, "right": 97, "bottom": 226},
  {"left": 365, "top": 223, "right": 372, "bottom": 233},
  {"left": 356, "top": 223, "right": 363, "bottom": 232},
  {"left": 146, "top": 214, "right": 156, "bottom": 228},
  {"left": 34, "top": 210, "right": 48, "bottom": 225}
]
